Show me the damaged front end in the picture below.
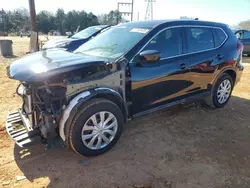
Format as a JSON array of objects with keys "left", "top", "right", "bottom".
[
  {"left": 6, "top": 81, "right": 67, "bottom": 148},
  {"left": 6, "top": 50, "right": 127, "bottom": 149}
]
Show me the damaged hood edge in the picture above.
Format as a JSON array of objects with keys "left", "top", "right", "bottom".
[{"left": 7, "top": 49, "right": 109, "bottom": 82}]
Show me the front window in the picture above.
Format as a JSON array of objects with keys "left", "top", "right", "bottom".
[
  {"left": 143, "top": 27, "right": 183, "bottom": 58},
  {"left": 72, "top": 26, "right": 104, "bottom": 39},
  {"left": 74, "top": 26, "right": 151, "bottom": 59}
]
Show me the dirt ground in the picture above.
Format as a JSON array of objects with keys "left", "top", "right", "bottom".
[{"left": 0, "top": 36, "right": 250, "bottom": 188}]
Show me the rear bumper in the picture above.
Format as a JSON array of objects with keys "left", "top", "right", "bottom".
[{"left": 6, "top": 109, "right": 40, "bottom": 147}]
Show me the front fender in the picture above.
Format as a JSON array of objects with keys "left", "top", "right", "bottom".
[{"left": 59, "top": 88, "right": 126, "bottom": 141}]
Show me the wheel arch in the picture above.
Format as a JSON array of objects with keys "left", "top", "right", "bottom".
[
  {"left": 212, "top": 68, "right": 236, "bottom": 87},
  {"left": 223, "top": 69, "right": 236, "bottom": 84},
  {"left": 59, "top": 88, "right": 127, "bottom": 142}
]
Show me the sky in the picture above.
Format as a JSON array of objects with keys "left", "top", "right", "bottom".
[{"left": 2, "top": 0, "right": 250, "bottom": 25}]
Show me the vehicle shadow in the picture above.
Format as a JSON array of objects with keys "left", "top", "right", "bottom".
[
  {"left": 2, "top": 55, "right": 18, "bottom": 59},
  {"left": 13, "top": 95, "right": 250, "bottom": 188}
]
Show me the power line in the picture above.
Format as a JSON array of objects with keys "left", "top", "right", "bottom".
[
  {"left": 145, "top": 0, "right": 156, "bottom": 20},
  {"left": 117, "top": 0, "right": 134, "bottom": 23}
]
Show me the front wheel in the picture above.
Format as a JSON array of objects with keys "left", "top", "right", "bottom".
[
  {"left": 67, "top": 98, "right": 124, "bottom": 156},
  {"left": 205, "top": 73, "right": 233, "bottom": 108}
]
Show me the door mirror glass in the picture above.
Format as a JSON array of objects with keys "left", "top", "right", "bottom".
[{"left": 139, "top": 50, "right": 161, "bottom": 63}]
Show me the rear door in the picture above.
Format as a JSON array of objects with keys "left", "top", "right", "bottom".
[{"left": 183, "top": 26, "right": 224, "bottom": 94}]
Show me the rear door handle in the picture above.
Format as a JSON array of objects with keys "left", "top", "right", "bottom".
[{"left": 179, "top": 63, "right": 187, "bottom": 69}]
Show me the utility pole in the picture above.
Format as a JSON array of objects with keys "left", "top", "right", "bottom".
[
  {"left": 145, "top": 0, "right": 156, "bottom": 20},
  {"left": 117, "top": 0, "right": 134, "bottom": 24},
  {"left": 131, "top": 0, "right": 134, "bottom": 22},
  {"left": 28, "top": 0, "right": 39, "bottom": 52},
  {"left": 29, "top": 0, "right": 37, "bottom": 32}
]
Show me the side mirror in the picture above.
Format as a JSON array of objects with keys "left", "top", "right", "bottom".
[{"left": 136, "top": 50, "right": 161, "bottom": 66}]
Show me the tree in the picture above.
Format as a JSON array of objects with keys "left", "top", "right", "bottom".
[
  {"left": 0, "top": 8, "right": 106, "bottom": 34},
  {"left": 87, "top": 12, "right": 99, "bottom": 27},
  {"left": 0, "top": 8, "right": 30, "bottom": 33},
  {"left": 238, "top": 20, "right": 250, "bottom": 30},
  {"left": 37, "top": 11, "right": 56, "bottom": 33},
  {"left": 55, "top": 8, "right": 65, "bottom": 34},
  {"left": 0, "top": 9, "right": 9, "bottom": 32},
  {"left": 13, "top": 8, "right": 30, "bottom": 33},
  {"left": 98, "top": 10, "right": 123, "bottom": 25},
  {"left": 64, "top": 10, "right": 80, "bottom": 33},
  {"left": 98, "top": 14, "right": 108, "bottom": 25},
  {"left": 78, "top": 10, "right": 88, "bottom": 29}
]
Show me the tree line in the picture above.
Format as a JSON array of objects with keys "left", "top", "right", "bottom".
[{"left": 0, "top": 8, "right": 123, "bottom": 35}]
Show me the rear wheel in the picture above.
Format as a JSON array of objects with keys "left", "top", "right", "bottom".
[
  {"left": 67, "top": 98, "right": 124, "bottom": 156},
  {"left": 205, "top": 73, "right": 233, "bottom": 108}
]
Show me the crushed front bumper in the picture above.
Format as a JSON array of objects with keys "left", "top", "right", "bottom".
[{"left": 6, "top": 109, "right": 40, "bottom": 147}]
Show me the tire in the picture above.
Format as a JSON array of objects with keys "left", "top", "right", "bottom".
[
  {"left": 205, "top": 73, "right": 234, "bottom": 108},
  {"left": 67, "top": 98, "right": 124, "bottom": 156}
]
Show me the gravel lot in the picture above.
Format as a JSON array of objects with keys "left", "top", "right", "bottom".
[{"left": 0, "top": 37, "right": 250, "bottom": 188}]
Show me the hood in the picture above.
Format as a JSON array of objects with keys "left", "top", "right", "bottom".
[
  {"left": 42, "top": 37, "right": 82, "bottom": 49},
  {"left": 7, "top": 49, "right": 108, "bottom": 82}
]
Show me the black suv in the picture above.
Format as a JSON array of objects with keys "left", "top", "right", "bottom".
[{"left": 6, "top": 20, "right": 244, "bottom": 156}]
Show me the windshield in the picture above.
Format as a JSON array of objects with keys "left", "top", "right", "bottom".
[
  {"left": 72, "top": 26, "right": 105, "bottom": 39},
  {"left": 74, "top": 26, "right": 150, "bottom": 59}
]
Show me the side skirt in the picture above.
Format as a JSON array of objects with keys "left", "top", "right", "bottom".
[{"left": 132, "top": 91, "right": 210, "bottom": 119}]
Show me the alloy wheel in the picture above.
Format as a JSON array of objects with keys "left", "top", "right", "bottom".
[
  {"left": 81, "top": 111, "right": 118, "bottom": 150},
  {"left": 217, "top": 79, "right": 232, "bottom": 104}
]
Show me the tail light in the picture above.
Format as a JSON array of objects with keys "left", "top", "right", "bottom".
[
  {"left": 236, "top": 40, "right": 244, "bottom": 66},
  {"left": 237, "top": 40, "right": 244, "bottom": 54}
]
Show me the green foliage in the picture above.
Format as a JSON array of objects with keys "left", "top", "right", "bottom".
[
  {"left": 55, "top": 8, "right": 65, "bottom": 34},
  {"left": 37, "top": 11, "right": 56, "bottom": 33},
  {"left": 0, "top": 8, "right": 123, "bottom": 35},
  {"left": 98, "top": 10, "right": 123, "bottom": 25},
  {"left": 0, "top": 8, "right": 30, "bottom": 33}
]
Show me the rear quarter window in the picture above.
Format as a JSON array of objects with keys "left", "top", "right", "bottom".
[{"left": 212, "top": 28, "right": 227, "bottom": 47}]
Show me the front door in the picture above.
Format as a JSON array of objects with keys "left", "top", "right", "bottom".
[{"left": 130, "top": 27, "right": 192, "bottom": 115}]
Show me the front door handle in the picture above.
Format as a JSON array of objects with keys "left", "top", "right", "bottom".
[
  {"left": 179, "top": 63, "right": 187, "bottom": 69},
  {"left": 216, "top": 54, "right": 224, "bottom": 60}
]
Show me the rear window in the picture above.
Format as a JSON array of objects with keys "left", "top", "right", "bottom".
[
  {"left": 212, "top": 28, "right": 227, "bottom": 47},
  {"left": 186, "top": 27, "right": 214, "bottom": 53}
]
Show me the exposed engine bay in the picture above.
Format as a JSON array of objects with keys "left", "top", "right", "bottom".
[{"left": 16, "top": 82, "right": 67, "bottom": 146}]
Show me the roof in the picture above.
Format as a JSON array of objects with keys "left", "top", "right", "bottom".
[{"left": 119, "top": 19, "right": 227, "bottom": 29}]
